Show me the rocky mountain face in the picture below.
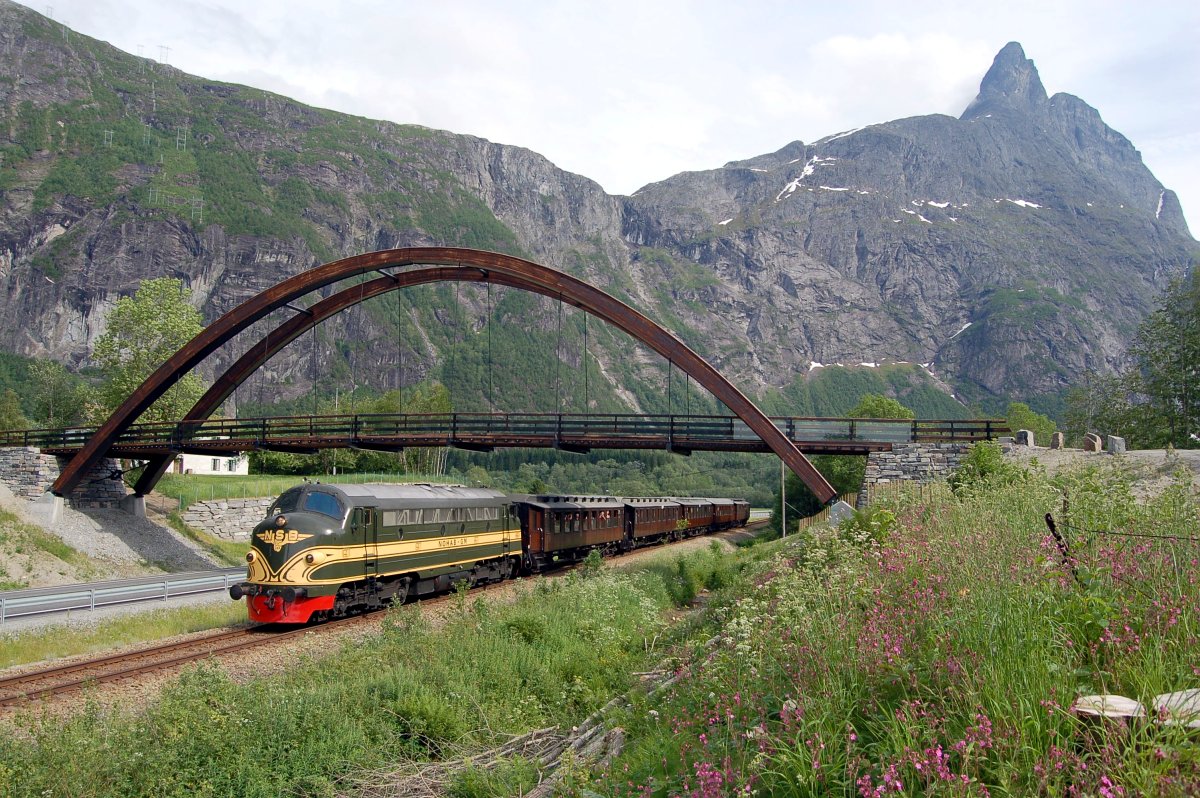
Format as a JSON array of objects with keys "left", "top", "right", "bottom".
[{"left": 0, "top": 1, "right": 1195, "bottom": 417}]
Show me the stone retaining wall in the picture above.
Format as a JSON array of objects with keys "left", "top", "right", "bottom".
[
  {"left": 181, "top": 497, "right": 273, "bottom": 541},
  {"left": 0, "top": 447, "right": 128, "bottom": 506},
  {"left": 857, "top": 442, "right": 973, "bottom": 507}
]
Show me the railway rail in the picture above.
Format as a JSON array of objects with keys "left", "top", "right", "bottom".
[{"left": 0, "top": 569, "right": 245, "bottom": 623}]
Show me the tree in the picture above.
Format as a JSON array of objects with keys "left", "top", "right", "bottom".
[
  {"left": 1128, "top": 272, "right": 1200, "bottom": 447},
  {"left": 1068, "top": 271, "right": 1200, "bottom": 449},
  {"left": 847, "top": 394, "right": 915, "bottom": 419},
  {"left": 0, "top": 388, "right": 30, "bottom": 431},
  {"left": 92, "top": 278, "right": 206, "bottom": 424},
  {"left": 1005, "top": 402, "right": 1056, "bottom": 446},
  {"left": 29, "top": 359, "right": 85, "bottom": 427}
]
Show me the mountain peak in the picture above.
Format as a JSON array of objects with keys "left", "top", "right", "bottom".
[{"left": 961, "top": 42, "right": 1048, "bottom": 119}]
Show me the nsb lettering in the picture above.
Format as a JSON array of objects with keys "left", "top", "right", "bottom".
[{"left": 256, "top": 529, "right": 313, "bottom": 553}]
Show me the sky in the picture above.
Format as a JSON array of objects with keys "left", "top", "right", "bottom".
[{"left": 29, "top": 0, "right": 1200, "bottom": 235}]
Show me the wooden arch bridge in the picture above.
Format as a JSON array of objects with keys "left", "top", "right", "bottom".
[{"left": 41, "top": 248, "right": 1001, "bottom": 505}]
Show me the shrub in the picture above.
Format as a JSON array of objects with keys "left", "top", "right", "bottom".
[
  {"left": 837, "top": 504, "right": 897, "bottom": 544},
  {"left": 948, "top": 440, "right": 1022, "bottom": 494}
]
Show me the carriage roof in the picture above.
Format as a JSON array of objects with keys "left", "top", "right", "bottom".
[
  {"left": 620, "top": 497, "right": 681, "bottom": 509},
  {"left": 524, "top": 494, "right": 625, "bottom": 511}
]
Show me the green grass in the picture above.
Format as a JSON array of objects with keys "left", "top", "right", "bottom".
[{"left": 0, "top": 602, "right": 247, "bottom": 669}]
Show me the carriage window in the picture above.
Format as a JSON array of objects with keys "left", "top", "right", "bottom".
[{"left": 303, "top": 491, "right": 344, "bottom": 520}]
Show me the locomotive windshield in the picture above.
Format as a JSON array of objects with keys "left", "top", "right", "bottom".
[
  {"left": 303, "top": 491, "right": 345, "bottom": 520},
  {"left": 267, "top": 487, "right": 345, "bottom": 521}
]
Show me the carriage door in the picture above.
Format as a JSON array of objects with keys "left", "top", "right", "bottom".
[{"left": 522, "top": 505, "right": 544, "bottom": 553}]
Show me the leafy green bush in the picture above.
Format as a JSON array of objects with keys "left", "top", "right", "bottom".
[
  {"left": 837, "top": 504, "right": 897, "bottom": 544},
  {"left": 948, "top": 440, "right": 1022, "bottom": 495}
]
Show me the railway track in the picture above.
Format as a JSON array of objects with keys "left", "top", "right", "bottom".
[
  {"left": 0, "top": 618, "right": 370, "bottom": 708},
  {"left": 0, "top": 522, "right": 768, "bottom": 708}
]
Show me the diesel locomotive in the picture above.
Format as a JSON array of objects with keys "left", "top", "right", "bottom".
[{"left": 229, "top": 481, "right": 749, "bottom": 624}]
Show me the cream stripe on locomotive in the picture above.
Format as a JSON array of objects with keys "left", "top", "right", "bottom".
[{"left": 248, "top": 527, "right": 523, "bottom": 585}]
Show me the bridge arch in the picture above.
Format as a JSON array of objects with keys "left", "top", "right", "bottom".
[{"left": 54, "top": 248, "right": 836, "bottom": 503}]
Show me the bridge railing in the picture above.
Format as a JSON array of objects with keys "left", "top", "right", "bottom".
[{"left": 0, "top": 413, "right": 1006, "bottom": 451}]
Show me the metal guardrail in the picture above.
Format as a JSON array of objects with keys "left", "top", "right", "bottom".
[
  {"left": 0, "top": 413, "right": 1006, "bottom": 453},
  {"left": 0, "top": 568, "right": 245, "bottom": 623}
]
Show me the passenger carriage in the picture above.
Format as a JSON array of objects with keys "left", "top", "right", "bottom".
[
  {"left": 672, "top": 497, "right": 716, "bottom": 537},
  {"left": 516, "top": 494, "right": 626, "bottom": 572},
  {"left": 708, "top": 498, "right": 740, "bottom": 530},
  {"left": 621, "top": 496, "right": 683, "bottom": 545}
]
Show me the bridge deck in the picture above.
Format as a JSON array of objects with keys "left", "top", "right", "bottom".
[{"left": 2, "top": 413, "right": 1004, "bottom": 457}]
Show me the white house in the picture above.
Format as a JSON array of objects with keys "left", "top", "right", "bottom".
[{"left": 170, "top": 452, "right": 249, "bottom": 476}]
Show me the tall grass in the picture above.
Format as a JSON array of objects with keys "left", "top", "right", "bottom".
[
  {"left": 0, "top": 565, "right": 688, "bottom": 797},
  {"left": 606, "top": 460, "right": 1200, "bottom": 796}
]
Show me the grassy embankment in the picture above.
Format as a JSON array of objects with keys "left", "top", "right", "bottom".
[
  {"left": 0, "top": 603, "right": 247, "bottom": 670},
  {"left": 604, "top": 450, "right": 1200, "bottom": 795},
  {"left": 0, "top": 547, "right": 738, "bottom": 797},
  {"left": 0, "top": 508, "right": 96, "bottom": 590}
]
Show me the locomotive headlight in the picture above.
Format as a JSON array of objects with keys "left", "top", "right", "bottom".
[
  {"left": 275, "top": 515, "right": 288, "bottom": 527},
  {"left": 246, "top": 550, "right": 256, "bottom": 563},
  {"left": 305, "top": 553, "right": 315, "bottom": 564}
]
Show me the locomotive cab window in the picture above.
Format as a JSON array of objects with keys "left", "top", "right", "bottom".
[
  {"left": 269, "top": 488, "right": 303, "bottom": 518},
  {"left": 303, "top": 491, "right": 344, "bottom": 520}
]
